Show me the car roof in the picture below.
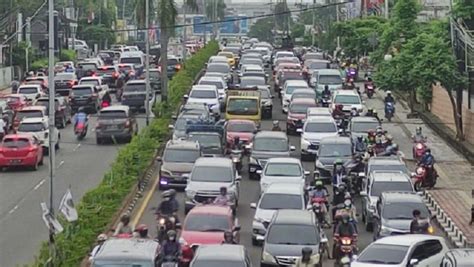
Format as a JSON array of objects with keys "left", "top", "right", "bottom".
[
  {"left": 195, "top": 157, "right": 232, "bottom": 167},
  {"left": 285, "top": 80, "right": 308, "bottom": 86},
  {"left": 194, "top": 244, "right": 246, "bottom": 261},
  {"left": 320, "top": 136, "right": 352, "bottom": 145},
  {"left": 166, "top": 139, "right": 200, "bottom": 150},
  {"left": 373, "top": 234, "right": 445, "bottom": 246},
  {"left": 371, "top": 171, "right": 411, "bottom": 182},
  {"left": 100, "top": 105, "right": 129, "bottom": 112},
  {"left": 368, "top": 156, "right": 404, "bottom": 165},
  {"left": 255, "top": 131, "right": 288, "bottom": 139},
  {"left": 381, "top": 192, "right": 424, "bottom": 203},
  {"left": 334, "top": 90, "right": 359, "bottom": 96},
  {"left": 19, "top": 105, "right": 46, "bottom": 111},
  {"left": 126, "top": 80, "right": 146, "bottom": 85},
  {"left": 94, "top": 238, "right": 158, "bottom": 261},
  {"left": 267, "top": 157, "right": 300, "bottom": 164},
  {"left": 351, "top": 116, "right": 380, "bottom": 123},
  {"left": 317, "top": 69, "right": 341, "bottom": 75},
  {"left": 19, "top": 117, "right": 46, "bottom": 124},
  {"left": 264, "top": 183, "right": 304, "bottom": 194},
  {"left": 188, "top": 205, "right": 232, "bottom": 216},
  {"left": 306, "top": 116, "right": 336, "bottom": 123},
  {"left": 273, "top": 210, "right": 314, "bottom": 225},
  {"left": 290, "top": 98, "right": 317, "bottom": 105}
]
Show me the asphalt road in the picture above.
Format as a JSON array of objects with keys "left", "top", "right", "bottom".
[
  {"left": 136, "top": 73, "right": 446, "bottom": 266},
  {"left": 0, "top": 94, "right": 150, "bottom": 267}
]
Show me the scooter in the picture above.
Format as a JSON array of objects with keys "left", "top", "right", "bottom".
[
  {"left": 321, "top": 95, "right": 331, "bottom": 107},
  {"left": 161, "top": 255, "right": 179, "bottom": 267},
  {"left": 412, "top": 165, "right": 438, "bottom": 191},
  {"left": 365, "top": 83, "right": 375, "bottom": 98},
  {"left": 385, "top": 102, "right": 395, "bottom": 122},
  {"left": 413, "top": 141, "right": 427, "bottom": 161},
  {"left": 74, "top": 122, "right": 88, "bottom": 140},
  {"left": 230, "top": 149, "right": 243, "bottom": 171},
  {"left": 334, "top": 237, "right": 356, "bottom": 267}
]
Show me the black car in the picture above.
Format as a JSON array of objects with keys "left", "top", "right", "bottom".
[
  {"left": 96, "top": 65, "right": 120, "bottom": 90},
  {"left": 35, "top": 96, "right": 72, "bottom": 128},
  {"left": 121, "top": 80, "right": 155, "bottom": 111},
  {"left": 70, "top": 85, "right": 100, "bottom": 113}
]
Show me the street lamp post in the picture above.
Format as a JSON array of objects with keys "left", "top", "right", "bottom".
[{"left": 145, "top": 0, "right": 150, "bottom": 126}]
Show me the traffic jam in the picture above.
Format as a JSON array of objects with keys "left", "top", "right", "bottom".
[{"left": 85, "top": 38, "right": 458, "bottom": 267}]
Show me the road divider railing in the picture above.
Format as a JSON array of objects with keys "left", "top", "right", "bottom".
[{"left": 29, "top": 41, "right": 219, "bottom": 267}]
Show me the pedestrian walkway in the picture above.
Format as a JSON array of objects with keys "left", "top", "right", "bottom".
[{"left": 377, "top": 89, "right": 474, "bottom": 247}]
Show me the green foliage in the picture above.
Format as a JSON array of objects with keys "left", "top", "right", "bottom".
[
  {"left": 248, "top": 17, "right": 275, "bottom": 43},
  {"left": 29, "top": 42, "right": 218, "bottom": 267},
  {"left": 454, "top": 0, "right": 474, "bottom": 28},
  {"left": 11, "top": 42, "right": 33, "bottom": 71},
  {"left": 78, "top": 23, "right": 116, "bottom": 47},
  {"left": 275, "top": 1, "right": 290, "bottom": 32},
  {"left": 31, "top": 58, "right": 49, "bottom": 71},
  {"left": 59, "top": 49, "right": 77, "bottom": 62}
]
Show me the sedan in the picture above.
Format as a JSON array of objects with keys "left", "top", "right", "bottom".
[{"left": 258, "top": 157, "right": 308, "bottom": 194}]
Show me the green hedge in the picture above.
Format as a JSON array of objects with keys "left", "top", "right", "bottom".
[{"left": 30, "top": 41, "right": 219, "bottom": 267}]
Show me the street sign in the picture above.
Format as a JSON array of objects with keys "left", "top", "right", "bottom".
[
  {"left": 59, "top": 188, "right": 78, "bottom": 222},
  {"left": 41, "top": 202, "right": 64, "bottom": 234}
]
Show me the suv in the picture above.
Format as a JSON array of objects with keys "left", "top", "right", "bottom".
[
  {"left": 185, "top": 157, "right": 241, "bottom": 214},
  {"left": 95, "top": 105, "right": 138, "bottom": 144},
  {"left": 331, "top": 89, "right": 364, "bottom": 114},
  {"left": 366, "top": 156, "right": 410, "bottom": 177},
  {"left": 248, "top": 131, "right": 295, "bottom": 180},
  {"left": 17, "top": 117, "right": 60, "bottom": 152},
  {"left": 300, "top": 116, "right": 338, "bottom": 161},
  {"left": 95, "top": 65, "right": 120, "bottom": 89},
  {"left": 186, "top": 124, "right": 224, "bottom": 157},
  {"left": 16, "top": 84, "right": 44, "bottom": 101},
  {"left": 91, "top": 238, "right": 159, "bottom": 266},
  {"left": 70, "top": 84, "right": 100, "bottom": 113},
  {"left": 258, "top": 157, "right": 308, "bottom": 194},
  {"left": 361, "top": 171, "right": 415, "bottom": 231},
  {"left": 157, "top": 140, "right": 201, "bottom": 190},
  {"left": 35, "top": 96, "right": 72, "bottom": 128},
  {"left": 78, "top": 76, "right": 109, "bottom": 99},
  {"left": 287, "top": 98, "right": 317, "bottom": 135},
  {"left": 374, "top": 192, "right": 432, "bottom": 240},
  {"left": 185, "top": 85, "right": 221, "bottom": 118},
  {"left": 260, "top": 210, "right": 322, "bottom": 267},
  {"left": 349, "top": 116, "right": 380, "bottom": 141},
  {"left": 251, "top": 183, "right": 306, "bottom": 245},
  {"left": 441, "top": 249, "right": 474, "bottom": 266},
  {"left": 121, "top": 80, "right": 155, "bottom": 112},
  {"left": 190, "top": 245, "right": 251, "bottom": 267},
  {"left": 314, "top": 136, "right": 353, "bottom": 182}
]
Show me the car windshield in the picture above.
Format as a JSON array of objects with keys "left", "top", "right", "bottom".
[
  {"left": 199, "top": 80, "right": 223, "bottom": 90},
  {"left": 320, "top": 144, "right": 352, "bottom": 157},
  {"left": 290, "top": 103, "right": 314, "bottom": 114},
  {"left": 371, "top": 181, "right": 413, "bottom": 197},
  {"left": 265, "top": 163, "right": 302, "bottom": 176},
  {"left": 226, "top": 99, "right": 258, "bottom": 115},
  {"left": 184, "top": 214, "right": 230, "bottom": 231},
  {"left": 188, "top": 134, "right": 221, "bottom": 149},
  {"left": 267, "top": 224, "right": 319, "bottom": 245},
  {"left": 120, "top": 57, "right": 141, "bottom": 64},
  {"left": 292, "top": 92, "right": 315, "bottom": 100},
  {"left": 254, "top": 137, "right": 288, "bottom": 152},
  {"left": 17, "top": 110, "right": 43, "bottom": 119},
  {"left": 190, "top": 90, "right": 216, "bottom": 99},
  {"left": 335, "top": 95, "right": 360, "bottom": 105},
  {"left": 191, "top": 261, "right": 245, "bottom": 267},
  {"left": 92, "top": 261, "right": 153, "bottom": 267},
  {"left": 357, "top": 244, "right": 409, "bottom": 265},
  {"left": 124, "top": 84, "right": 146, "bottom": 92},
  {"left": 241, "top": 78, "right": 266, "bottom": 87},
  {"left": 167, "top": 59, "right": 179, "bottom": 65},
  {"left": 259, "top": 89, "right": 271, "bottom": 99},
  {"left": 227, "top": 123, "right": 255, "bottom": 132},
  {"left": 207, "top": 64, "right": 229, "bottom": 73},
  {"left": 2, "top": 138, "right": 30, "bottom": 148},
  {"left": 80, "top": 80, "right": 99, "bottom": 86},
  {"left": 351, "top": 121, "right": 380, "bottom": 132},
  {"left": 18, "top": 122, "right": 44, "bottom": 132},
  {"left": 18, "top": 87, "right": 38, "bottom": 94},
  {"left": 147, "top": 71, "right": 160, "bottom": 79},
  {"left": 370, "top": 164, "right": 408, "bottom": 174},
  {"left": 304, "top": 122, "right": 337, "bottom": 133},
  {"left": 259, "top": 194, "right": 303, "bottom": 209},
  {"left": 72, "top": 88, "right": 92, "bottom": 95},
  {"left": 163, "top": 149, "right": 200, "bottom": 163},
  {"left": 99, "top": 111, "right": 127, "bottom": 119},
  {"left": 191, "top": 166, "right": 232, "bottom": 182},
  {"left": 286, "top": 86, "right": 308, "bottom": 94},
  {"left": 383, "top": 202, "right": 430, "bottom": 220},
  {"left": 318, "top": 75, "right": 342, "bottom": 84},
  {"left": 78, "top": 63, "right": 96, "bottom": 71}
]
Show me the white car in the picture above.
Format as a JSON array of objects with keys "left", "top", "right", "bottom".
[
  {"left": 306, "top": 107, "right": 332, "bottom": 118},
  {"left": 78, "top": 76, "right": 109, "bottom": 99},
  {"left": 258, "top": 157, "right": 308, "bottom": 194},
  {"left": 299, "top": 116, "right": 339, "bottom": 158},
  {"left": 250, "top": 183, "right": 306, "bottom": 245},
  {"left": 185, "top": 85, "right": 221, "bottom": 117},
  {"left": 17, "top": 117, "right": 60, "bottom": 151},
  {"left": 198, "top": 76, "right": 227, "bottom": 100},
  {"left": 272, "top": 51, "right": 294, "bottom": 65},
  {"left": 331, "top": 89, "right": 365, "bottom": 114},
  {"left": 281, "top": 80, "right": 310, "bottom": 113},
  {"left": 16, "top": 84, "right": 44, "bottom": 101},
  {"left": 352, "top": 234, "right": 449, "bottom": 267}
]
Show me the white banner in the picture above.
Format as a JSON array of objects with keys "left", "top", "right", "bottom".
[
  {"left": 41, "top": 202, "right": 64, "bottom": 234},
  {"left": 59, "top": 188, "right": 78, "bottom": 222}
]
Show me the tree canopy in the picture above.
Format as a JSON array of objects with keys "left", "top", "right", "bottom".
[{"left": 248, "top": 17, "right": 275, "bottom": 43}]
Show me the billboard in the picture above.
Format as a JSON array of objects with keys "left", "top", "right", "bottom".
[{"left": 192, "top": 15, "right": 248, "bottom": 35}]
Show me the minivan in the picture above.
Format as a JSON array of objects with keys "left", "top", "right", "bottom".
[{"left": 315, "top": 69, "right": 343, "bottom": 95}]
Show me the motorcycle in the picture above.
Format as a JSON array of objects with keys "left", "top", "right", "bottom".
[
  {"left": 74, "top": 122, "right": 88, "bottom": 140},
  {"left": 101, "top": 100, "right": 110, "bottom": 109},
  {"left": 161, "top": 255, "right": 179, "bottom": 267},
  {"left": 385, "top": 102, "right": 395, "bottom": 122},
  {"left": 156, "top": 214, "right": 179, "bottom": 243},
  {"left": 365, "top": 83, "right": 375, "bottom": 98},
  {"left": 334, "top": 237, "right": 356, "bottom": 267},
  {"left": 321, "top": 95, "right": 331, "bottom": 107},
  {"left": 413, "top": 139, "right": 427, "bottom": 161},
  {"left": 412, "top": 165, "right": 438, "bottom": 191},
  {"left": 230, "top": 149, "right": 243, "bottom": 171}
]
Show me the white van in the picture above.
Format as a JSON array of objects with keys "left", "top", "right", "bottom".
[{"left": 119, "top": 51, "right": 144, "bottom": 75}]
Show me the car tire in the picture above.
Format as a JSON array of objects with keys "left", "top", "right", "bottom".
[
  {"left": 96, "top": 137, "right": 102, "bottom": 145},
  {"left": 31, "top": 161, "right": 39, "bottom": 171}
]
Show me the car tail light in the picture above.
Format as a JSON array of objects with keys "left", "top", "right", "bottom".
[
  {"left": 176, "top": 64, "right": 181, "bottom": 70},
  {"left": 416, "top": 143, "right": 423, "bottom": 149},
  {"left": 28, "top": 146, "right": 38, "bottom": 152},
  {"left": 124, "top": 121, "right": 130, "bottom": 128},
  {"left": 112, "top": 72, "right": 119, "bottom": 78}
]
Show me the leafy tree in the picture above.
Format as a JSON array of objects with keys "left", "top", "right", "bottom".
[
  {"left": 157, "top": 0, "right": 198, "bottom": 102},
  {"left": 135, "top": 0, "right": 155, "bottom": 28},
  {"left": 205, "top": 0, "right": 226, "bottom": 40},
  {"left": 454, "top": 0, "right": 474, "bottom": 29},
  {"left": 275, "top": 1, "right": 290, "bottom": 33},
  {"left": 248, "top": 17, "right": 274, "bottom": 43}
]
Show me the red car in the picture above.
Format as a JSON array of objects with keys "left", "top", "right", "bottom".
[
  {"left": 0, "top": 94, "right": 30, "bottom": 111},
  {"left": 180, "top": 205, "right": 241, "bottom": 247},
  {"left": 0, "top": 134, "right": 44, "bottom": 171},
  {"left": 286, "top": 98, "right": 317, "bottom": 135},
  {"left": 225, "top": 119, "right": 257, "bottom": 148}
]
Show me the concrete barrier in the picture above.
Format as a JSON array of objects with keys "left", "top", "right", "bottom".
[{"left": 0, "top": 66, "right": 13, "bottom": 90}]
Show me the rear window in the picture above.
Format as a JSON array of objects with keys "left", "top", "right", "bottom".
[
  {"left": 290, "top": 103, "right": 315, "bottom": 114},
  {"left": 2, "top": 138, "right": 30, "bottom": 148},
  {"left": 18, "top": 87, "right": 38, "bottom": 94},
  {"left": 18, "top": 122, "right": 45, "bottom": 132},
  {"left": 167, "top": 58, "right": 179, "bottom": 65},
  {"left": 120, "top": 57, "right": 142, "bottom": 64},
  {"left": 124, "top": 84, "right": 146, "bottom": 92},
  {"left": 78, "top": 63, "right": 97, "bottom": 71},
  {"left": 55, "top": 73, "right": 75, "bottom": 80},
  {"left": 199, "top": 80, "right": 223, "bottom": 90},
  {"left": 96, "top": 68, "right": 115, "bottom": 75},
  {"left": 190, "top": 90, "right": 216, "bottom": 99},
  {"left": 17, "top": 110, "right": 43, "bottom": 119},
  {"left": 72, "top": 87, "right": 92, "bottom": 95},
  {"left": 99, "top": 110, "right": 127, "bottom": 119},
  {"left": 56, "top": 89, "right": 72, "bottom": 97},
  {"left": 80, "top": 80, "right": 99, "bottom": 86}
]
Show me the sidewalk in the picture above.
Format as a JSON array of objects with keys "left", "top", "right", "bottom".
[{"left": 377, "top": 89, "right": 474, "bottom": 248}]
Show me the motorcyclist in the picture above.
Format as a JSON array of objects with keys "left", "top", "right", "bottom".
[
  {"left": 374, "top": 138, "right": 386, "bottom": 155},
  {"left": 294, "top": 247, "right": 321, "bottom": 267},
  {"left": 222, "top": 230, "right": 237, "bottom": 244},
  {"left": 332, "top": 183, "right": 347, "bottom": 209},
  {"left": 354, "top": 136, "right": 367, "bottom": 153},
  {"left": 158, "top": 189, "right": 179, "bottom": 216},
  {"left": 332, "top": 159, "right": 347, "bottom": 192},
  {"left": 89, "top": 234, "right": 108, "bottom": 261},
  {"left": 322, "top": 85, "right": 331, "bottom": 99},
  {"left": 384, "top": 91, "right": 395, "bottom": 104},
  {"left": 213, "top": 186, "right": 231, "bottom": 206},
  {"left": 232, "top": 136, "right": 241, "bottom": 150},
  {"left": 133, "top": 224, "right": 151, "bottom": 239},
  {"left": 332, "top": 104, "right": 345, "bottom": 118},
  {"left": 375, "top": 126, "right": 386, "bottom": 144},
  {"left": 160, "top": 230, "right": 181, "bottom": 259},
  {"left": 102, "top": 91, "right": 112, "bottom": 107},
  {"left": 363, "top": 145, "right": 375, "bottom": 162},
  {"left": 114, "top": 213, "right": 134, "bottom": 236},
  {"left": 73, "top": 107, "right": 88, "bottom": 130},
  {"left": 333, "top": 214, "right": 358, "bottom": 259},
  {"left": 11, "top": 79, "right": 20, "bottom": 93},
  {"left": 412, "top": 127, "right": 427, "bottom": 143},
  {"left": 418, "top": 148, "right": 435, "bottom": 181},
  {"left": 366, "top": 108, "right": 374, "bottom": 117},
  {"left": 345, "top": 153, "right": 365, "bottom": 174},
  {"left": 385, "top": 134, "right": 393, "bottom": 147},
  {"left": 366, "top": 129, "right": 376, "bottom": 145},
  {"left": 309, "top": 180, "right": 330, "bottom": 224},
  {"left": 271, "top": 120, "right": 282, "bottom": 131},
  {"left": 410, "top": 209, "right": 422, "bottom": 234}
]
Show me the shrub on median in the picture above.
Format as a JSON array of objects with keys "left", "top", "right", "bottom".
[{"left": 30, "top": 41, "right": 218, "bottom": 267}]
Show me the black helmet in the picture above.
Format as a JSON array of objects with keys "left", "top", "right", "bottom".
[
  {"left": 357, "top": 136, "right": 363, "bottom": 141},
  {"left": 302, "top": 247, "right": 312, "bottom": 256},
  {"left": 167, "top": 230, "right": 177, "bottom": 239},
  {"left": 426, "top": 148, "right": 431, "bottom": 153}
]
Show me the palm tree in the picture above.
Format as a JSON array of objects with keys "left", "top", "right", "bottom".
[
  {"left": 205, "top": 0, "right": 226, "bottom": 40},
  {"left": 157, "top": 0, "right": 198, "bottom": 102}
]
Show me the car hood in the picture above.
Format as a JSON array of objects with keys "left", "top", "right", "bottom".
[
  {"left": 181, "top": 231, "right": 224, "bottom": 245},
  {"left": 187, "top": 181, "right": 233, "bottom": 192},
  {"left": 318, "top": 156, "right": 351, "bottom": 168},
  {"left": 265, "top": 243, "right": 320, "bottom": 257},
  {"left": 161, "top": 162, "right": 193, "bottom": 173},
  {"left": 382, "top": 218, "right": 412, "bottom": 232},
  {"left": 261, "top": 176, "right": 305, "bottom": 186},
  {"left": 255, "top": 208, "right": 277, "bottom": 223},
  {"left": 251, "top": 150, "right": 290, "bottom": 159},
  {"left": 226, "top": 132, "right": 254, "bottom": 143},
  {"left": 301, "top": 132, "right": 338, "bottom": 142}
]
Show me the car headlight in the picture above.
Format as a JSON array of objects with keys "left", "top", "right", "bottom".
[
  {"left": 315, "top": 160, "right": 325, "bottom": 169},
  {"left": 262, "top": 250, "right": 276, "bottom": 263},
  {"left": 249, "top": 157, "right": 258, "bottom": 165},
  {"left": 301, "top": 138, "right": 310, "bottom": 147},
  {"left": 380, "top": 225, "right": 393, "bottom": 235}
]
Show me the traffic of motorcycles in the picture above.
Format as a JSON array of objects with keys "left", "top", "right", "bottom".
[{"left": 85, "top": 38, "right": 444, "bottom": 267}]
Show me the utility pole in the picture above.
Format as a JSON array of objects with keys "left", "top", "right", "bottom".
[
  {"left": 145, "top": 0, "right": 150, "bottom": 126},
  {"left": 25, "top": 17, "right": 31, "bottom": 73},
  {"left": 47, "top": 0, "right": 57, "bottom": 263},
  {"left": 384, "top": 0, "right": 389, "bottom": 19},
  {"left": 336, "top": 0, "right": 340, "bottom": 48},
  {"left": 182, "top": 4, "right": 187, "bottom": 61},
  {"left": 312, "top": 0, "right": 316, "bottom": 47}
]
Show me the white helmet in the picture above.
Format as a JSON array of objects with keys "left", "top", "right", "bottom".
[
  {"left": 387, "top": 90, "right": 392, "bottom": 95},
  {"left": 97, "top": 234, "right": 108, "bottom": 242}
]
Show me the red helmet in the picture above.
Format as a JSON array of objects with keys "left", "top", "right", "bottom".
[{"left": 136, "top": 224, "right": 148, "bottom": 231}]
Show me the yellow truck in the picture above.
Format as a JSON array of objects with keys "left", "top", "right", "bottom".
[{"left": 225, "top": 89, "right": 261, "bottom": 126}]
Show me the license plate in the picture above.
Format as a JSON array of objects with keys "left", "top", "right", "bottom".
[
  {"left": 10, "top": 159, "right": 21, "bottom": 164},
  {"left": 107, "top": 125, "right": 118, "bottom": 130},
  {"left": 307, "top": 149, "right": 317, "bottom": 153}
]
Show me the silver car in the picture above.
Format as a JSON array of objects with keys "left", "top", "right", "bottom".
[
  {"left": 299, "top": 116, "right": 339, "bottom": 160},
  {"left": 258, "top": 157, "right": 308, "bottom": 194}
]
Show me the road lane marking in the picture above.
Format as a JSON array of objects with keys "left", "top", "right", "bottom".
[
  {"left": 8, "top": 205, "right": 18, "bottom": 214},
  {"left": 73, "top": 144, "right": 81, "bottom": 151},
  {"left": 33, "top": 179, "right": 46, "bottom": 191},
  {"left": 58, "top": 160, "right": 65, "bottom": 169},
  {"left": 131, "top": 173, "right": 160, "bottom": 226}
]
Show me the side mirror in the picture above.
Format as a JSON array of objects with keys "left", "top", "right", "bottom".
[
  {"left": 233, "top": 225, "right": 241, "bottom": 232},
  {"left": 290, "top": 145, "right": 296, "bottom": 151},
  {"left": 256, "top": 235, "right": 265, "bottom": 241},
  {"left": 360, "top": 191, "right": 367, "bottom": 197},
  {"left": 296, "top": 128, "right": 303, "bottom": 133},
  {"left": 304, "top": 170, "right": 310, "bottom": 176},
  {"left": 256, "top": 170, "right": 263, "bottom": 174},
  {"left": 250, "top": 203, "right": 257, "bottom": 209},
  {"left": 236, "top": 175, "right": 242, "bottom": 181},
  {"left": 168, "top": 124, "right": 174, "bottom": 130},
  {"left": 409, "top": 259, "right": 419, "bottom": 266},
  {"left": 156, "top": 156, "right": 162, "bottom": 162}
]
